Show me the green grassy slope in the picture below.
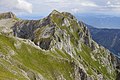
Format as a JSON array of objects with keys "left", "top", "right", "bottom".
[
  {"left": 0, "top": 33, "right": 117, "bottom": 80},
  {"left": 0, "top": 34, "right": 75, "bottom": 80}
]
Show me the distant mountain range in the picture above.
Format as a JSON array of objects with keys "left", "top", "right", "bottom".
[
  {"left": 86, "top": 24, "right": 120, "bottom": 56},
  {"left": 76, "top": 14, "right": 120, "bottom": 29}
]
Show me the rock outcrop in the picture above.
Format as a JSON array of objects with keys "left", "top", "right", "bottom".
[
  {"left": 0, "top": 12, "right": 18, "bottom": 36},
  {"left": 0, "top": 12, "right": 16, "bottom": 19}
]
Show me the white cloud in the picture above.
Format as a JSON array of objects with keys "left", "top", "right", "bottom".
[
  {"left": 41, "top": 0, "right": 99, "bottom": 14},
  {"left": 1, "top": 0, "right": 120, "bottom": 17},
  {"left": 16, "top": 0, "right": 32, "bottom": 13},
  {"left": 104, "top": 0, "right": 120, "bottom": 13},
  {"left": 72, "top": 8, "right": 80, "bottom": 13},
  {"left": 45, "top": 0, "right": 98, "bottom": 7},
  {"left": 81, "top": 1, "right": 98, "bottom": 7},
  {"left": 107, "top": 1, "right": 111, "bottom": 5},
  {"left": 0, "top": 0, "right": 32, "bottom": 13}
]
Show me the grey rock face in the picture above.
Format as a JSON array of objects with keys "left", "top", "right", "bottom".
[
  {"left": 13, "top": 20, "right": 40, "bottom": 40},
  {"left": 62, "top": 12, "right": 77, "bottom": 20},
  {"left": 13, "top": 15, "right": 55, "bottom": 50},
  {"left": 74, "top": 64, "right": 87, "bottom": 80}
]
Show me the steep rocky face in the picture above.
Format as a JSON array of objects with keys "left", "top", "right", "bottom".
[
  {"left": 13, "top": 10, "right": 92, "bottom": 50},
  {"left": 0, "top": 10, "right": 120, "bottom": 80},
  {"left": 13, "top": 20, "right": 41, "bottom": 40}
]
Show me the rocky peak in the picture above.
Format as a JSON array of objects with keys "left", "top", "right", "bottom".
[
  {"left": 50, "top": 10, "right": 60, "bottom": 15},
  {"left": 12, "top": 11, "right": 88, "bottom": 49},
  {"left": 13, "top": 10, "right": 94, "bottom": 52},
  {"left": 62, "top": 12, "right": 77, "bottom": 20},
  {"left": 48, "top": 10, "right": 76, "bottom": 20},
  {"left": 0, "top": 12, "right": 16, "bottom": 19}
]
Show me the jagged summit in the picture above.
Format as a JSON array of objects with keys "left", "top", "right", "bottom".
[
  {"left": 13, "top": 10, "right": 91, "bottom": 50},
  {"left": 48, "top": 10, "right": 61, "bottom": 18},
  {"left": 50, "top": 10, "right": 60, "bottom": 15},
  {"left": 49, "top": 10, "right": 77, "bottom": 20},
  {"left": 0, "top": 12, "right": 16, "bottom": 19}
]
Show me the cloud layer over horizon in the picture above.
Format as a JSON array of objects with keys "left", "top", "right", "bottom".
[
  {"left": 0, "top": 0, "right": 120, "bottom": 17},
  {"left": 0, "top": 0, "right": 32, "bottom": 13}
]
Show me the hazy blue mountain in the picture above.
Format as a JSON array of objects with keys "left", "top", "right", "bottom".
[
  {"left": 76, "top": 14, "right": 120, "bottom": 29},
  {"left": 86, "top": 24, "right": 120, "bottom": 56}
]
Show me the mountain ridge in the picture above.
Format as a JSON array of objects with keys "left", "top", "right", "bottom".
[{"left": 0, "top": 10, "right": 120, "bottom": 80}]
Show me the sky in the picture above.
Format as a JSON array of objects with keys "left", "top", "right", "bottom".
[{"left": 0, "top": 0, "right": 120, "bottom": 18}]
